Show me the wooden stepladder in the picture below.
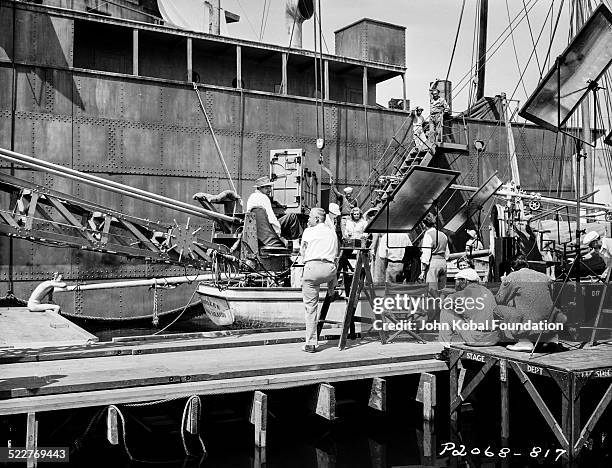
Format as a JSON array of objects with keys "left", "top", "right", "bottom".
[
  {"left": 317, "top": 249, "right": 423, "bottom": 350},
  {"left": 317, "top": 249, "right": 385, "bottom": 349}
]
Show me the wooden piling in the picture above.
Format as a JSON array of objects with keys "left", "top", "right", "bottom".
[
  {"left": 368, "top": 377, "right": 386, "bottom": 411},
  {"left": 313, "top": 383, "right": 336, "bottom": 421},
  {"left": 185, "top": 396, "right": 201, "bottom": 435},
  {"left": 26, "top": 412, "right": 37, "bottom": 468},
  {"left": 250, "top": 391, "right": 267, "bottom": 448},
  {"left": 500, "top": 359, "right": 509, "bottom": 446},
  {"left": 416, "top": 373, "right": 436, "bottom": 421},
  {"left": 106, "top": 406, "right": 119, "bottom": 445}
]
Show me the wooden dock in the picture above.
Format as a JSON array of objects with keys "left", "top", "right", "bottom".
[
  {"left": 0, "top": 307, "right": 97, "bottom": 349},
  {"left": 447, "top": 343, "right": 612, "bottom": 463},
  {"left": 0, "top": 332, "right": 445, "bottom": 414},
  {"left": 0, "top": 329, "right": 448, "bottom": 466}
]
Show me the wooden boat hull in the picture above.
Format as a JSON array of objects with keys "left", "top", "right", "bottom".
[{"left": 198, "top": 284, "right": 371, "bottom": 327}]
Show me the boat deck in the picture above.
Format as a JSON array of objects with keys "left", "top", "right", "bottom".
[
  {"left": 0, "top": 307, "right": 98, "bottom": 349},
  {"left": 0, "top": 330, "right": 446, "bottom": 415}
]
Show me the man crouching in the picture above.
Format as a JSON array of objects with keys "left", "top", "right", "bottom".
[
  {"left": 300, "top": 208, "right": 339, "bottom": 353},
  {"left": 438, "top": 268, "right": 498, "bottom": 346}
]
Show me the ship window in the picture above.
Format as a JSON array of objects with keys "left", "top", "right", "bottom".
[
  {"left": 73, "top": 20, "right": 132, "bottom": 74},
  {"left": 326, "top": 61, "right": 364, "bottom": 105},
  {"left": 138, "top": 31, "right": 187, "bottom": 81},
  {"left": 241, "top": 46, "right": 282, "bottom": 94},
  {"left": 192, "top": 39, "right": 236, "bottom": 88},
  {"left": 285, "top": 54, "right": 317, "bottom": 99}
]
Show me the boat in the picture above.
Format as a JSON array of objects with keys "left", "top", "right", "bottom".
[
  {"left": 2, "top": 0, "right": 612, "bottom": 331},
  {"left": 198, "top": 284, "right": 370, "bottom": 327},
  {"left": 0, "top": 0, "right": 411, "bottom": 323}
]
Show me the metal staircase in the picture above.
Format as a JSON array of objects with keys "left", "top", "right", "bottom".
[{"left": 357, "top": 112, "right": 437, "bottom": 207}]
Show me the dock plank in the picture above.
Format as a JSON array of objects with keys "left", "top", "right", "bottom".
[
  {"left": 0, "top": 340, "right": 444, "bottom": 401},
  {"left": 0, "top": 359, "right": 447, "bottom": 415},
  {"left": 0, "top": 329, "right": 365, "bottom": 364},
  {"left": 0, "top": 307, "right": 97, "bottom": 348}
]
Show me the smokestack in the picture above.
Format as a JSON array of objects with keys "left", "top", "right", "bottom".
[{"left": 286, "top": 0, "right": 314, "bottom": 48}]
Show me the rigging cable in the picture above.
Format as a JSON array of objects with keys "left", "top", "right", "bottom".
[
  {"left": 318, "top": 0, "right": 326, "bottom": 143},
  {"left": 235, "top": 0, "right": 259, "bottom": 39},
  {"left": 454, "top": 0, "right": 543, "bottom": 100},
  {"left": 508, "top": 1, "right": 555, "bottom": 101},
  {"left": 452, "top": 0, "right": 541, "bottom": 97},
  {"left": 446, "top": 0, "right": 467, "bottom": 82},
  {"left": 258, "top": 0, "right": 267, "bottom": 41},
  {"left": 522, "top": 0, "right": 543, "bottom": 74},
  {"left": 541, "top": 0, "right": 565, "bottom": 81},
  {"left": 505, "top": 0, "right": 529, "bottom": 98}
]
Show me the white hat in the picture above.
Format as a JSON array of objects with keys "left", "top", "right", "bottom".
[
  {"left": 343, "top": 187, "right": 354, "bottom": 194},
  {"left": 583, "top": 231, "right": 600, "bottom": 245},
  {"left": 254, "top": 176, "right": 274, "bottom": 188},
  {"left": 455, "top": 268, "right": 480, "bottom": 282},
  {"left": 466, "top": 229, "right": 477, "bottom": 238},
  {"left": 328, "top": 203, "right": 341, "bottom": 216}
]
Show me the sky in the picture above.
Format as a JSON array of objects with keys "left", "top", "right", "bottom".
[{"left": 218, "top": 0, "right": 573, "bottom": 115}]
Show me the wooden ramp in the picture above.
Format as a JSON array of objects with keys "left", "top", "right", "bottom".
[
  {"left": 0, "top": 307, "right": 97, "bottom": 349},
  {"left": 0, "top": 332, "right": 445, "bottom": 414}
]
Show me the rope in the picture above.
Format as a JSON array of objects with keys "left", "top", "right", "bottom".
[
  {"left": 152, "top": 279, "right": 159, "bottom": 327},
  {"left": 153, "top": 283, "right": 199, "bottom": 335},
  {"left": 446, "top": 0, "right": 466, "bottom": 81},
  {"left": 181, "top": 396, "right": 207, "bottom": 457},
  {"left": 192, "top": 84, "right": 239, "bottom": 200}
]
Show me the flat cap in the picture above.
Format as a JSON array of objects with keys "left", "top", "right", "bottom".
[
  {"left": 583, "top": 231, "right": 600, "bottom": 245},
  {"left": 455, "top": 268, "right": 480, "bottom": 282}
]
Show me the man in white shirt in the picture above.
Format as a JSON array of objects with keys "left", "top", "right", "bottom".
[
  {"left": 246, "top": 176, "right": 303, "bottom": 239},
  {"left": 299, "top": 208, "right": 339, "bottom": 352},
  {"left": 583, "top": 231, "right": 612, "bottom": 279},
  {"left": 378, "top": 232, "right": 411, "bottom": 283},
  {"left": 419, "top": 213, "right": 450, "bottom": 291}
]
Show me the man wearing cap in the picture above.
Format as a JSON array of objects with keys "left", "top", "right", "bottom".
[
  {"left": 438, "top": 268, "right": 497, "bottom": 345},
  {"left": 299, "top": 207, "right": 339, "bottom": 353},
  {"left": 246, "top": 176, "right": 303, "bottom": 239},
  {"left": 419, "top": 213, "right": 450, "bottom": 291},
  {"left": 583, "top": 231, "right": 612, "bottom": 279},
  {"left": 429, "top": 87, "right": 450, "bottom": 143},
  {"left": 412, "top": 106, "right": 426, "bottom": 152}
]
